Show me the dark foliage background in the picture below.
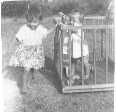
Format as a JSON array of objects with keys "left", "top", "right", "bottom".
[{"left": 1, "top": 0, "right": 109, "bottom": 18}]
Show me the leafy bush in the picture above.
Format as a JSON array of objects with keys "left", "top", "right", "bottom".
[
  {"left": 1, "top": 0, "right": 107, "bottom": 18},
  {"left": 52, "top": 1, "right": 79, "bottom": 14},
  {"left": 1, "top": 1, "right": 27, "bottom": 17}
]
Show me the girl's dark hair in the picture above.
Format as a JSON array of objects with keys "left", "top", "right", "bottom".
[
  {"left": 25, "top": 11, "right": 33, "bottom": 23},
  {"left": 38, "top": 14, "right": 43, "bottom": 21}
]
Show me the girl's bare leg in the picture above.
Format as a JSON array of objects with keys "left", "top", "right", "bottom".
[{"left": 22, "top": 67, "right": 30, "bottom": 93}]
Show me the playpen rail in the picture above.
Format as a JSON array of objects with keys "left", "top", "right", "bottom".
[{"left": 61, "top": 24, "right": 113, "bottom": 30}]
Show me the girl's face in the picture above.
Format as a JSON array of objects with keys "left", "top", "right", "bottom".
[
  {"left": 26, "top": 16, "right": 39, "bottom": 30},
  {"left": 28, "top": 22, "right": 39, "bottom": 30}
]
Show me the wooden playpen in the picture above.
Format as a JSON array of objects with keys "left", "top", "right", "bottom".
[{"left": 54, "top": 16, "right": 114, "bottom": 93}]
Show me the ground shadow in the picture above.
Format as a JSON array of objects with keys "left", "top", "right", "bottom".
[
  {"left": 3, "top": 66, "right": 25, "bottom": 93},
  {"left": 3, "top": 57, "right": 62, "bottom": 94},
  {"left": 40, "top": 56, "right": 62, "bottom": 93}
]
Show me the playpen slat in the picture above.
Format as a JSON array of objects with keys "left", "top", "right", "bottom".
[
  {"left": 112, "top": 28, "right": 114, "bottom": 60},
  {"left": 111, "top": 29, "right": 114, "bottom": 60},
  {"left": 54, "top": 26, "right": 59, "bottom": 62},
  {"left": 69, "top": 30, "right": 72, "bottom": 86},
  {"left": 60, "top": 30, "right": 63, "bottom": 82},
  {"left": 106, "top": 27, "right": 109, "bottom": 83},
  {"left": 94, "top": 29, "right": 97, "bottom": 84},
  {"left": 81, "top": 29, "right": 84, "bottom": 85},
  {"left": 111, "top": 30, "right": 113, "bottom": 59}
]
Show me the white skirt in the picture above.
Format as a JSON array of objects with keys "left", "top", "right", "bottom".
[{"left": 9, "top": 44, "right": 45, "bottom": 70}]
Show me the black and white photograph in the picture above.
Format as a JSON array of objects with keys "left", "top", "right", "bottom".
[{"left": 1, "top": 0, "right": 115, "bottom": 112}]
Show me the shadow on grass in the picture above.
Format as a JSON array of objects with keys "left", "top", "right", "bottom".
[
  {"left": 3, "top": 66, "right": 24, "bottom": 93},
  {"left": 42, "top": 56, "right": 62, "bottom": 93},
  {"left": 3, "top": 57, "right": 62, "bottom": 94}
]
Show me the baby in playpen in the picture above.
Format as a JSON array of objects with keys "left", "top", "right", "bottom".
[{"left": 62, "top": 12, "right": 90, "bottom": 85}]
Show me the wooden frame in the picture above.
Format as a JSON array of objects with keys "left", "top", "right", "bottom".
[{"left": 63, "top": 83, "right": 114, "bottom": 93}]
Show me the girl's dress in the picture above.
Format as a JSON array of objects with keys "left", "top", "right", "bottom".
[{"left": 9, "top": 24, "right": 48, "bottom": 70}]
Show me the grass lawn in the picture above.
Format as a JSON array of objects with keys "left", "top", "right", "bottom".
[{"left": 2, "top": 17, "right": 114, "bottom": 112}]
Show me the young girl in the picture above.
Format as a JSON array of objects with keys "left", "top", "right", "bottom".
[{"left": 9, "top": 14, "right": 54, "bottom": 93}]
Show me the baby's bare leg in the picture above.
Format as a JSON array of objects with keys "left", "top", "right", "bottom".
[
  {"left": 71, "top": 63, "right": 75, "bottom": 76},
  {"left": 84, "top": 56, "right": 90, "bottom": 79}
]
